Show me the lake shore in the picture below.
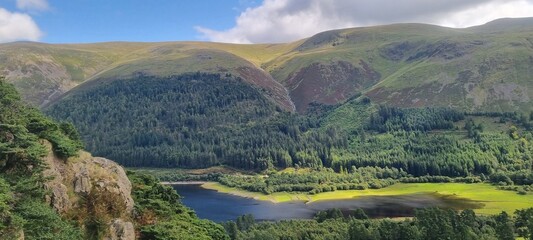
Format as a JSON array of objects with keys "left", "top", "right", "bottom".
[
  {"left": 197, "top": 182, "right": 533, "bottom": 215},
  {"left": 161, "top": 181, "right": 207, "bottom": 185}
]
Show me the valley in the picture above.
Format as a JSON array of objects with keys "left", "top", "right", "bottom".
[{"left": 2, "top": 17, "right": 533, "bottom": 240}]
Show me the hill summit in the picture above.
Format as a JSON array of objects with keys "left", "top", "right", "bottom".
[{"left": 2, "top": 17, "right": 533, "bottom": 113}]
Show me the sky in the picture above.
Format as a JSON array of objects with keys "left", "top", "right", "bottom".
[{"left": 1, "top": 0, "right": 533, "bottom": 44}]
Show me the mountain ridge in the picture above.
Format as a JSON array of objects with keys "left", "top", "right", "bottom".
[{"left": 3, "top": 17, "right": 533, "bottom": 113}]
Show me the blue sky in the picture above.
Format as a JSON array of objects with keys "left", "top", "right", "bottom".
[
  {"left": 1, "top": 0, "right": 533, "bottom": 44},
  {"left": 0, "top": 0, "right": 260, "bottom": 43}
]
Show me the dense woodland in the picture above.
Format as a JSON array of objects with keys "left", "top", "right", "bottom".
[
  {"left": 46, "top": 73, "right": 533, "bottom": 193},
  {"left": 208, "top": 107, "right": 533, "bottom": 194},
  {"left": 226, "top": 207, "right": 533, "bottom": 240},
  {"left": 331, "top": 104, "right": 533, "bottom": 187},
  {"left": 46, "top": 73, "right": 345, "bottom": 170},
  {"left": 367, "top": 106, "right": 465, "bottom": 133}
]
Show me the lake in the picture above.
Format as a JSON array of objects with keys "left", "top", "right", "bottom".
[{"left": 173, "top": 184, "right": 483, "bottom": 222}]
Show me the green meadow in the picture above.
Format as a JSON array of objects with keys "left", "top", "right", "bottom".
[{"left": 202, "top": 182, "right": 533, "bottom": 215}]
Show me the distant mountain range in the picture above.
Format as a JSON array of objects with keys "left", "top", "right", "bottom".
[{"left": 2, "top": 17, "right": 533, "bottom": 113}]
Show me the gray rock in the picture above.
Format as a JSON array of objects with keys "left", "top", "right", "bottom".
[
  {"left": 40, "top": 141, "right": 136, "bottom": 238},
  {"left": 105, "top": 219, "right": 135, "bottom": 240},
  {"left": 73, "top": 165, "right": 92, "bottom": 194},
  {"left": 91, "top": 157, "right": 134, "bottom": 212},
  {"left": 42, "top": 146, "right": 71, "bottom": 213}
]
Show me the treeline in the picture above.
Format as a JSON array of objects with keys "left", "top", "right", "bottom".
[
  {"left": 332, "top": 132, "right": 499, "bottom": 177},
  {"left": 466, "top": 111, "right": 533, "bottom": 130},
  {"left": 329, "top": 103, "right": 533, "bottom": 179},
  {"left": 368, "top": 106, "right": 464, "bottom": 132},
  {"left": 46, "top": 72, "right": 533, "bottom": 185},
  {"left": 46, "top": 73, "right": 346, "bottom": 170},
  {"left": 227, "top": 208, "right": 533, "bottom": 240},
  {"left": 131, "top": 102, "right": 533, "bottom": 190},
  {"left": 214, "top": 167, "right": 488, "bottom": 195},
  {"left": 218, "top": 167, "right": 402, "bottom": 194}
]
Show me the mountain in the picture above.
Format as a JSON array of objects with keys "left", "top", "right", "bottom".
[
  {"left": 270, "top": 21, "right": 533, "bottom": 113},
  {"left": 3, "top": 17, "right": 532, "bottom": 170},
  {"left": 0, "top": 41, "right": 298, "bottom": 111},
  {"left": 2, "top": 17, "right": 533, "bottom": 114}
]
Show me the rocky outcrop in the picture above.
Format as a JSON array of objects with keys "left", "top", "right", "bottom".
[
  {"left": 42, "top": 144, "right": 71, "bottom": 214},
  {"left": 73, "top": 165, "right": 92, "bottom": 194},
  {"left": 42, "top": 142, "right": 135, "bottom": 239},
  {"left": 105, "top": 219, "right": 135, "bottom": 240},
  {"left": 87, "top": 157, "right": 134, "bottom": 212}
]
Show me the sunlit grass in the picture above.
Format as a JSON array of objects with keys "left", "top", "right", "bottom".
[{"left": 201, "top": 182, "right": 533, "bottom": 215}]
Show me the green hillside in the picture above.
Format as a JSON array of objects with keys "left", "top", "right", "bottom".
[
  {"left": 3, "top": 17, "right": 533, "bottom": 114},
  {"left": 45, "top": 73, "right": 343, "bottom": 169},
  {"left": 45, "top": 72, "right": 533, "bottom": 188},
  {"left": 263, "top": 21, "right": 533, "bottom": 112},
  {"left": 0, "top": 41, "right": 296, "bottom": 111},
  {"left": 34, "top": 18, "right": 533, "bottom": 174}
]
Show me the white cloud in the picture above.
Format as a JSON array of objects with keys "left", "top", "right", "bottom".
[
  {"left": 0, "top": 8, "right": 42, "bottom": 42},
  {"left": 438, "top": 0, "right": 533, "bottom": 28},
  {"left": 16, "top": 0, "right": 49, "bottom": 11},
  {"left": 196, "top": 0, "right": 533, "bottom": 43}
]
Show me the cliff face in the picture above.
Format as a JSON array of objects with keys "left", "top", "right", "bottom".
[{"left": 41, "top": 142, "right": 135, "bottom": 240}]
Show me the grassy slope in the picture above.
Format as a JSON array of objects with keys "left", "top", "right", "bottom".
[
  {"left": 264, "top": 23, "right": 460, "bottom": 82},
  {"left": 83, "top": 41, "right": 304, "bottom": 80},
  {"left": 202, "top": 182, "right": 533, "bottom": 215},
  {"left": 4, "top": 18, "right": 533, "bottom": 113},
  {"left": 0, "top": 41, "right": 300, "bottom": 109},
  {"left": 266, "top": 21, "right": 533, "bottom": 112}
]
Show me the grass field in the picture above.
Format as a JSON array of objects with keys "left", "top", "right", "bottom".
[{"left": 201, "top": 182, "right": 533, "bottom": 215}]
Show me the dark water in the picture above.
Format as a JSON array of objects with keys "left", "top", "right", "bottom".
[{"left": 173, "top": 184, "right": 483, "bottom": 222}]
